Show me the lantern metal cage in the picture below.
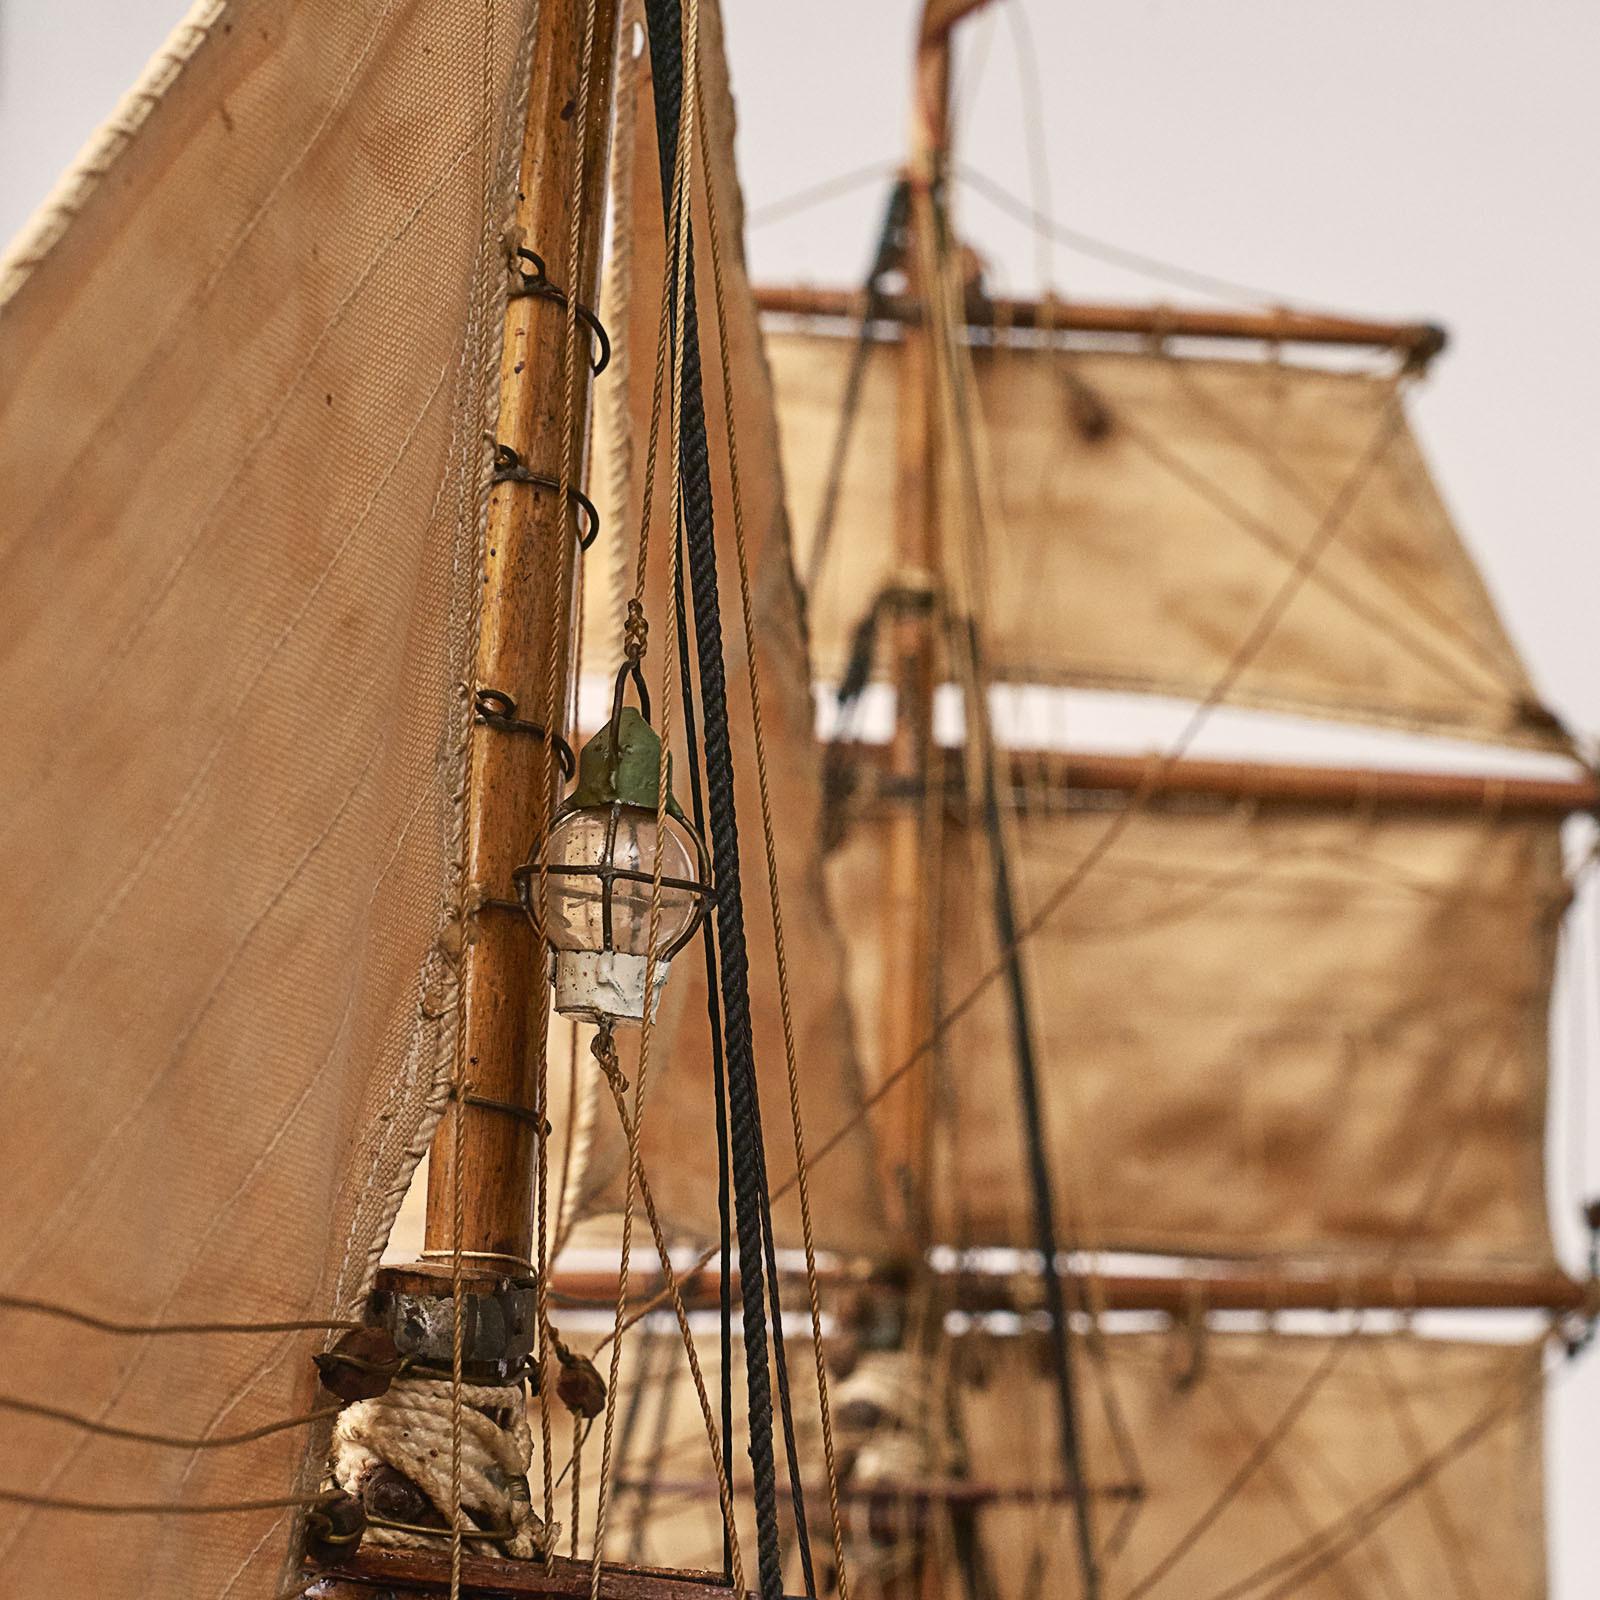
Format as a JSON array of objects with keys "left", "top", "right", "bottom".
[{"left": 513, "top": 661, "right": 713, "bottom": 1024}]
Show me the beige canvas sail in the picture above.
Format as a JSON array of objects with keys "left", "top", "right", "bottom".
[
  {"left": 570, "top": 1325, "right": 1544, "bottom": 1600},
  {"left": 571, "top": 0, "right": 890, "bottom": 1256},
  {"left": 830, "top": 803, "right": 1563, "bottom": 1265},
  {"left": 961, "top": 1330, "right": 1545, "bottom": 1600},
  {"left": 0, "top": 1, "right": 538, "bottom": 1593},
  {"left": 779, "top": 333, "right": 1570, "bottom": 753}
]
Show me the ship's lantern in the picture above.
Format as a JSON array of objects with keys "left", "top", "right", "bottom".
[{"left": 517, "top": 670, "right": 711, "bottom": 1026}]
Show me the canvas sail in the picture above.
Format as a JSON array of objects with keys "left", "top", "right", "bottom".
[
  {"left": 568, "top": 1326, "right": 1545, "bottom": 1600},
  {"left": 778, "top": 333, "right": 1571, "bottom": 754},
  {"left": 828, "top": 802, "right": 1563, "bottom": 1265},
  {"left": 571, "top": 0, "right": 890, "bottom": 1256},
  {"left": 961, "top": 1330, "right": 1546, "bottom": 1600},
  {"left": 0, "top": 0, "right": 539, "bottom": 1592}
]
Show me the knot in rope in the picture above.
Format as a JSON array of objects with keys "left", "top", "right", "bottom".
[
  {"left": 622, "top": 598, "right": 649, "bottom": 665},
  {"left": 590, "top": 1022, "right": 629, "bottom": 1094}
]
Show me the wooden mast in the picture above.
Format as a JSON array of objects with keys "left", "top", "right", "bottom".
[
  {"left": 419, "top": 0, "right": 622, "bottom": 1275},
  {"left": 874, "top": 0, "right": 952, "bottom": 1252}
]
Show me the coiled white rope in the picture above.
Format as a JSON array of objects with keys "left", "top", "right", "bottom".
[{"left": 330, "top": 1375, "right": 544, "bottom": 1557}]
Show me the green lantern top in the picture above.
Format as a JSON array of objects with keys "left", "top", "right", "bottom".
[{"left": 566, "top": 705, "right": 687, "bottom": 821}]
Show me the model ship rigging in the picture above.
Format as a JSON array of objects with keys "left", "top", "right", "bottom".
[{"left": 0, "top": 1, "right": 1596, "bottom": 1598}]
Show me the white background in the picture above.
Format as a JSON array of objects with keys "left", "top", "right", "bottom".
[{"left": 3, "top": 0, "right": 1597, "bottom": 1587}]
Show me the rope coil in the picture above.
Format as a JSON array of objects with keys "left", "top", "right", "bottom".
[{"left": 330, "top": 1374, "right": 543, "bottom": 1559}]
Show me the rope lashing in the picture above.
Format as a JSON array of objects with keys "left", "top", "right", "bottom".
[{"left": 330, "top": 1374, "right": 544, "bottom": 1558}]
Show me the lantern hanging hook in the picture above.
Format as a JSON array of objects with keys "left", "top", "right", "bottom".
[{"left": 605, "top": 653, "right": 653, "bottom": 781}]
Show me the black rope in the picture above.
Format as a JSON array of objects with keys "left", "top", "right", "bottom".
[
  {"left": 962, "top": 619, "right": 1100, "bottom": 1599},
  {"left": 802, "top": 178, "right": 911, "bottom": 598},
  {"left": 673, "top": 522, "right": 816, "bottom": 1597},
  {"left": 642, "top": 5, "right": 785, "bottom": 1592},
  {"left": 747, "top": 1076, "right": 819, "bottom": 1597},
  {"left": 670, "top": 517, "right": 736, "bottom": 1581}
]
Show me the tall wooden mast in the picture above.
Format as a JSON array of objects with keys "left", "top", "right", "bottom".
[
  {"left": 875, "top": 4, "right": 953, "bottom": 1249},
  {"left": 421, "top": 0, "right": 622, "bottom": 1274}
]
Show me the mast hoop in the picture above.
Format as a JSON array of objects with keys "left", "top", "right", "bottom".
[
  {"left": 473, "top": 686, "right": 577, "bottom": 778},
  {"left": 489, "top": 443, "right": 602, "bottom": 550},
  {"left": 507, "top": 246, "right": 612, "bottom": 375}
]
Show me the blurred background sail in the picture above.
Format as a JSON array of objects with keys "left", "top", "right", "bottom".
[{"left": 780, "top": 335, "right": 1571, "bottom": 753}]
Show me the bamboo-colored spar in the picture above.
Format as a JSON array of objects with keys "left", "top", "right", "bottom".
[
  {"left": 844, "top": 744, "right": 1600, "bottom": 819},
  {"left": 546, "top": 1264, "right": 1593, "bottom": 1316},
  {"left": 422, "top": 0, "right": 622, "bottom": 1271},
  {"left": 753, "top": 283, "right": 1449, "bottom": 361},
  {"left": 871, "top": 33, "right": 950, "bottom": 1248}
]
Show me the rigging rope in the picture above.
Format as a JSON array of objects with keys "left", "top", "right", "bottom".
[
  {"left": 918, "top": 172, "right": 1100, "bottom": 1599},
  {"left": 802, "top": 178, "right": 911, "bottom": 598},
  {"left": 0, "top": 1295, "right": 359, "bottom": 1336},
  {"left": 1195, "top": 1354, "right": 1552, "bottom": 1600},
  {"left": 595, "top": 1036, "right": 748, "bottom": 1591},
  {"left": 607, "top": 381, "right": 1412, "bottom": 1356},
  {"left": 586, "top": 11, "right": 738, "bottom": 1587},
  {"left": 0, "top": 1395, "right": 339, "bottom": 1452},
  {"left": 640, "top": 0, "right": 787, "bottom": 1591},
  {"left": 668, "top": 518, "right": 739, "bottom": 1578},
  {"left": 952, "top": 162, "right": 1304, "bottom": 310},
  {"left": 693, "top": 32, "right": 856, "bottom": 1597},
  {"left": 536, "top": 0, "right": 604, "bottom": 1555}
]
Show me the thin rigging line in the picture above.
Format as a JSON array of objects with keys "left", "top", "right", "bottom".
[
  {"left": 694, "top": 35, "right": 856, "bottom": 1600},
  {"left": 608, "top": 385, "right": 1405, "bottom": 1350},
  {"left": 537, "top": 0, "right": 604, "bottom": 1563},
  {"left": 1004, "top": 0, "right": 1054, "bottom": 292},
  {"left": 1195, "top": 1354, "right": 1551, "bottom": 1600},
  {"left": 0, "top": 1294, "right": 357, "bottom": 1336},
  {"left": 1119, "top": 1336, "right": 1351, "bottom": 1600},
  {"left": 1116, "top": 1021, "right": 1525, "bottom": 1600},
  {"left": 0, "top": 1394, "right": 339, "bottom": 1453},
  {"left": 1157, "top": 356, "right": 1523, "bottom": 689},
  {"left": 745, "top": 160, "right": 900, "bottom": 231},
  {"left": 1107, "top": 401, "right": 1498, "bottom": 706},
  {"left": 0, "top": 1487, "right": 336, "bottom": 1517},
  {"left": 1203, "top": 1371, "right": 1368, "bottom": 1600},
  {"left": 1366, "top": 1339, "right": 1482, "bottom": 1600},
  {"left": 597, "top": 1065, "right": 745, "bottom": 1585},
  {"left": 589, "top": 8, "right": 732, "bottom": 1590},
  {"left": 924, "top": 178, "right": 1100, "bottom": 1598},
  {"left": 954, "top": 162, "right": 1304, "bottom": 310}
]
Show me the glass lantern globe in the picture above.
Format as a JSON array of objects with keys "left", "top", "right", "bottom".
[{"left": 519, "top": 696, "right": 711, "bottom": 1026}]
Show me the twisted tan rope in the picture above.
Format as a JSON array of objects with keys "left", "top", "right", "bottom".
[
  {"left": 596, "top": 1045, "right": 745, "bottom": 1588},
  {"left": 0, "top": 1395, "right": 339, "bottom": 1452},
  {"left": 587, "top": 10, "right": 701, "bottom": 1585},
  {"left": 538, "top": 0, "right": 604, "bottom": 1548},
  {"left": 0, "top": 1294, "right": 357, "bottom": 1336},
  {"left": 449, "top": 1061, "right": 469, "bottom": 1597},
  {"left": 690, "top": 33, "right": 852, "bottom": 1600}
]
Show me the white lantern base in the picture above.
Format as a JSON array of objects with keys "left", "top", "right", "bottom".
[{"left": 551, "top": 949, "right": 672, "bottom": 1025}]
